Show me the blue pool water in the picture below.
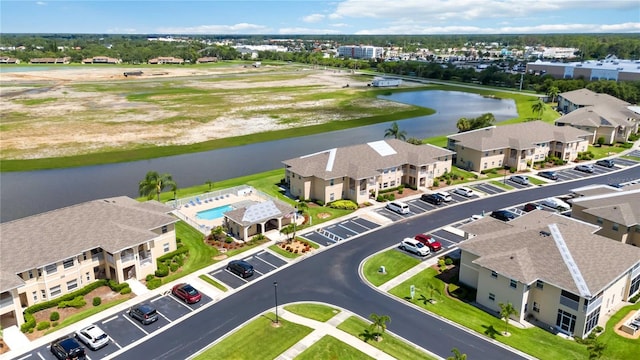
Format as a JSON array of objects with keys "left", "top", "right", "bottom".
[{"left": 196, "top": 205, "right": 234, "bottom": 220}]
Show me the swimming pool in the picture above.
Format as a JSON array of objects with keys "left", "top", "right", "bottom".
[{"left": 196, "top": 205, "right": 234, "bottom": 220}]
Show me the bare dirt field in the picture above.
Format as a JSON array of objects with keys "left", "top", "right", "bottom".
[{"left": 0, "top": 65, "right": 416, "bottom": 160}]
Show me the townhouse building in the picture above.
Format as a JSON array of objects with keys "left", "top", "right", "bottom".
[
  {"left": 458, "top": 210, "right": 640, "bottom": 338},
  {"left": 0, "top": 197, "right": 177, "bottom": 328},
  {"left": 282, "top": 139, "right": 454, "bottom": 204},
  {"left": 148, "top": 56, "right": 184, "bottom": 64},
  {"left": 446, "top": 121, "right": 591, "bottom": 172},
  {"left": 337, "top": 45, "right": 384, "bottom": 60}
]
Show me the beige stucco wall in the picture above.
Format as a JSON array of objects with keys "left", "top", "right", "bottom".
[
  {"left": 458, "top": 252, "right": 480, "bottom": 288},
  {"left": 475, "top": 267, "right": 527, "bottom": 321}
]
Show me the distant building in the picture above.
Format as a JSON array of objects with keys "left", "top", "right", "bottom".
[
  {"left": 338, "top": 45, "right": 384, "bottom": 60},
  {"left": 525, "top": 56, "right": 640, "bottom": 82},
  {"left": 148, "top": 56, "right": 184, "bottom": 64},
  {"left": 0, "top": 57, "right": 20, "bottom": 64},
  {"left": 371, "top": 77, "right": 401, "bottom": 87},
  {"left": 196, "top": 56, "right": 218, "bottom": 64},
  {"left": 29, "top": 57, "right": 71, "bottom": 64},
  {"left": 82, "top": 56, "right": 121, "bottom": 64}
]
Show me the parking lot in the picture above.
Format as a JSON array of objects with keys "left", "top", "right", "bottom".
[
  {"left": 208, "top": 250, "right": 288, "bottom": 289},
  {"left": 394, "top": 226, "right": 468, "bottom": 260},
  {"left": 301, "top": 216, "right": 381, "bottom": 245},
  {"left": 19, "top": 291, "right": 212, "bottom": 360}
]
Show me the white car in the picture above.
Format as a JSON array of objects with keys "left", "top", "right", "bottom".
[
  {"left": 541, "top": 197, "right": 571, "bottom": 211},
  {"left": 435, "top": 191, "right": 453, "bottom": 202},
  {"left": 399, "top": 238, "right": 430, "bottom": 257},
  {"left": 453, "top": 187, "right": 474, "bottom": 197},
  {"left": 75, "top": 325, "right": 109, "bottom": 350},
  {"left": 510, "top": 175, "right": 530, "bottom": 185}
]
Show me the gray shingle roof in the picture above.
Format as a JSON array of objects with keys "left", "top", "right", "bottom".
[
  {"left": 282, "top": 139, "right": 454, "bottom": 180},
  {"left": 572, "top": 189, "right": 640, "bottom": 226},
  {"left": 0, "top": 196, "right": 177, "bottom": 291},
  {"left": 559, "top": 89, "right": 630, "bottom": 107},
  {"left": 458, "top": 211, "right": 640, "bottom": 296},
  {"left": 556, "top": 104, "right": 637, "bottom": 128},
  {"left": 224, "top": 200, "right": 295, "bottom": 227},
  {"left": 447, "top": 121, "right": 591, "bottom": 151}
]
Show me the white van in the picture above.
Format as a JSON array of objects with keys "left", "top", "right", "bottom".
[{"left": 386, "top": 201, "right": 410, "bottom": 215}]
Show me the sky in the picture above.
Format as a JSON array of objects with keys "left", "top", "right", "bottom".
[{"left": 1, "top": 0, "right": 639, "bottom": 35}]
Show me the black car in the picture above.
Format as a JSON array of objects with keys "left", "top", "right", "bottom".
[
  {"left": 523, "top": 203, "right": 543, "bottom": 212},
  {"left": 538, "top": 171, "right": 558, "bottom": 180},
  {"left": 490, "top": 210, "right": 517, "bottom": 221},
  {"left": 227, "top": 260, "right": 254, "bottom": 278},
  {"left": 595, "top": 159, "right": 615, "bottom": 168},
  {"left": 420, "top": 193, "right": 444, "bottom": 205},
  {"left": 129, "top": 303, "right": 159, "bottom": 325},
  {"left": 50, "top": 337, "right": 86, "bottom": 360}
]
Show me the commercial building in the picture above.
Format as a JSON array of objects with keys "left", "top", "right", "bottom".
[
  {"left": 0, "top": 197, "right": 177, "bottom": 328},
  {"left": 283, "top": 139, "right": 454, "bottom": 204},
  {"left": 338, "top": 45, "right": 384, "bottom": 60},
  {"left": 525, "top": 56, "right": 640, "bottom": 82},
  {"left": 458, "top": 210, "right": 640, "bottom": 338}
]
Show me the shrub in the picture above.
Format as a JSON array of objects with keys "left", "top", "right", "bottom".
[
  {"left": 107, "top": 280, "right": 129, "bottom": 292},
  {"left": 52, "top": 321, "right": 58, "bottom": 327},
  {"left": 225, "top": 237, "right": 234, "bottom": 243},
  {"left": 57, "top": 296, "right": 86, "bottom": 309},
  {"left": 157, "top": 246, "right": 189, "bottom": 263},
  {"left": 147, "top": 278, "right": 162, "bottom": 290},
  {"left": 120, "top": 287, "right": 132, "bottom": 295},
  {"left": 170, "top": 263, "right": 179, "bottom": 272},
  {"left": 446, "top": 179, "right": 452, "bottom": 185},
  {"left": 145, "top": 274, "right": 155, "bottom": 282},
  {"left": 328, "top": 199, "right": 358, "bottom": 210},
  {"left": 620, "top": 142, "right": 633, "bottom": 149},
  {"left": 49, "top": 311, "right": 60, "bottom": 321},
  {"left": 596, "top": 136, "right": 605, "bottom": 146},
  {"left": 594, "top": 326, "right": 604, "bottom": 333},
  {"left": 445, "top": 258, "right": 453, "bottom": 266},
  {"left": 155, "top": 263, "right": 169, "bottom": 277},
  {"left": 432, "top": 179, "right": 439, "bottom": 187},
  {"left": 509, "top": 167, "right": 516, "bottom": 173},
  {"left": 173, "top": 255, "right": 184, "bottom": 266},
  {"left": 36, "top": 321, "right": 51, "bottom": 331},
  {"left": 376, "top": 195, "right": 384, "bottom": 202},
  {"left": 388, "top": 194, "right": 395, "bottom": 201},
  {"left": 93, "top": 297, "right": 102, "bottom": 306},
  {"left": 21, "top": 315, "right": 36, "bottom": 333}
]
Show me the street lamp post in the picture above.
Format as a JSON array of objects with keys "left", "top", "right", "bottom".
[{"left": 273, "top": 281, "right": 279, "bottom": 324}]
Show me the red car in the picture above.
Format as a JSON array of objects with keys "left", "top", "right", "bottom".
[
  {"left": 172, "top": 283, "right": 202, "bottom": 304},
  {"left": 414, "top": 234, "right": 442, "bottom": 252}
]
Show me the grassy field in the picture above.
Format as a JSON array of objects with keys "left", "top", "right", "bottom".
[
  {"left": 362, "top": 250, "right": 421, "bottom": 286},
  {"left": 198, "top": 274, "right": 228, "bottom": 292},
  {"left": 295, "top": 335, "right": 374, "bottom": 360},
  {"left": 283, "top": 303, "right": 340, "bottom": 322},
  {"left": 337, "top": 316, "right": 437, "bottom": 360},
  {"left": 194, "top": 313, "right": 312, "bottom": 360},
  {"left": 388, "top": 268, "right": 589, "bottom": 360}
]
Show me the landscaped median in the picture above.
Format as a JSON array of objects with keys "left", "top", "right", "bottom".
[{"left": 362, "top": 251, "right": 638, "bottom": 360}]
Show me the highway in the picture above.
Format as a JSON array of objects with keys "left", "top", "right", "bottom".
[{"left": 115, "top": 165, "right": 640, "bottom": 360}]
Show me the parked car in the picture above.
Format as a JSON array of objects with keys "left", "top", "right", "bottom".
[
  {"left": 490, "top": 210, "right": 517, "bottom": 221},
  {"left": 595, "top": 159, "right": 615, "bottom": 168},
  {"left": 434, "top": 191, "right": 452, "bottom": 202},
  {"left": 129, "top": 303, "right": 159, "bottom": 325},
  {"left": 172, "top": 283, "right": 202, "bottom": 304},
  {"left": 420, "top": 193, "right": 444, "bottom": 205},
  {"left": 509, "top": 175, "right": 529, "bottom": 185},
  {"left": 386, "top": 201, "right": 410, "bottom": 214},
  {"left": 75, "top": 325, "right": 109, "bottom": 351},
  {"left": 399, "top": 238, "right": 430, "bottom": 256},
  {"left": 414, "top": 234, "right": 442, "bottom": 252},
  {"left": 453, "top": 187, "right": 474, "bottom": 197},
  {"left": 575, "top": 164, "right": 594, "bottom": 173},
  {"left": 541, "top": 197, "right": 571, "bottom": 211},
  {"left": 227, "top": 259, "right": 254, "bottom": 278},
  {"left": 523, "top": 203, "right": 543, "bottom": 212},
  {"left": 50, "top": 336, "right": 86, "bottom": 360},
  {"left": 538, "top": 171, "right": 558, "bottom": 180}
]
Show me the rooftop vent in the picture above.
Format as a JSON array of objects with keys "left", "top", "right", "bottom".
[{"left": 540, "top": 230, "right": 551, "bottom": 237}]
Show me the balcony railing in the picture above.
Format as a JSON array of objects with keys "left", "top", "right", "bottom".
[
  {"left": 584, "top": 297, "right": 603, "bottom": 314},
  {"left": 121, "top": 254, "right": 135, "bottom": 263},
  {"left": 560, "top": 295, "right": 580, "bottom": 311},
  {"left": 0, "top": 293, "right": 14, "bottom": 309},
  {"left": 91, "top": 253, "right": 104, "bottom": 262}
]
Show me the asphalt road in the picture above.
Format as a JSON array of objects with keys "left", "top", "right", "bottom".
[{"left": 114, "top": 165, "right": 640, "bottom": 360}]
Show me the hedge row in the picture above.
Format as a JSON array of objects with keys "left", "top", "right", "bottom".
[
  {"left": 327, "top": 199, "right": 358, "bottom": 210},
  {"left": 21, "top": 279, "right": 131, "bottom": 333}
]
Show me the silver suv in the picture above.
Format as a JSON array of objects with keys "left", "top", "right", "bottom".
[{"left": 399, "top": 238, "right": 430, "bottom": 257}]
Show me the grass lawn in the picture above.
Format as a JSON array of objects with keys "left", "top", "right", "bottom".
[
  {"left": 587, "top": 144, "right": 627, "bottom": 159},
  {"left": 362, "top": 250, "right": 421, "bottom": 286},
  {"left": 194, "top": 313, "right": 312, "bottom": 360},
  {"left": 295, "top": 335, "right": 374, "bottom": 360},
  {"left": 43, "top": 298, "right": 130, "bottom": 335},
  {"left": 284, "top": 303, "right": 340, "bottom": 322},
  {"left": 489, "top": 180, "right": 514, "bottom": 190},
  {"left": 598, "top": 302, "right": 640, "bottom": 360},
  {"left": 198, "top": 274, "right": 228, "bottom": 292},
  {"left": 337, "top": 316, "right": 437, "bottom": 360},
  {"left": 528, "top": 177, "right": 545, "bottom": 185},
  {"left": 388, "top": 268, "right": 588, "bottom": 360}
]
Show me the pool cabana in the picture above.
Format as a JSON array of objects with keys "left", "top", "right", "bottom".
[{"left": 223, "top": 200, "right": 296, "bottom": 240}]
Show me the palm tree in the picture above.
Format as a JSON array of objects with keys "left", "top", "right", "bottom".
[
  {"left": 138, "top": 171, "right": 177, "bottom": 202},
  {"left": 499, "top": 302, "right": 518, "bottom": 335},
  {"left": 369, "top": 313, "right": 391, "bottom": 340},
  {"left": 447, "top": 348, "right": 467, "bottom": 360},
  {"left": 205, "top": 179, "right": 214, "bottom": 191},
  {"left": 531, "top": 99, "right": 545, "bottom": 119},
  {"left": 456, "top": 117, "right": 471, "bottom": 132},
  {"left": 384, "top": 121, "right": 407, "bottom": 141},
  {"left": 547, "top": 86, "right": 560, "bottom": 103}
]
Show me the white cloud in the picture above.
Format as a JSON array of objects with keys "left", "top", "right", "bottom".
[
  {"left": 106, "top": 28, "right": 138, "bottom": 34},
  {"left": 157, "top": 23, "right": 272, "bottom": 34},
  {"left": 278, "top": 27, "right": 342, "bottom": 35},
  {"left": 36, "top": 1, "right": 46, "bottom": 5},
  {"left": 303, "top": 14, "right": 325, "bottom": 23},
  {"left": 353, "top": 22, "right": 640, "bottom": 35}
]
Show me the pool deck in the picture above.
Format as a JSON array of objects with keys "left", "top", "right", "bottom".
[{"left": 175, "top": 192, "right": 265, "bottom": 231}]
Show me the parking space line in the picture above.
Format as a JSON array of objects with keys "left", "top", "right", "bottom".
[
  {"left": 338, "top": 223, "right": 360, "bottom": 235},
  {"left": 410, "top": 202, "right": 431, "bottom": 212},
  {"left": 111, "top": 338, "right": 123, "bottom": 349},
  {"left": 123, "top": 314, "right": 149, "bottom": 335},
  {"left": 255, "top": 255, "right": 278, "bottom": 269},
  {"left": 169, "top": 293, "right": 195, "bottom": 311},
  {"left": 224, "top": 269, "right": 249, "bottom": 283},
  {"left": 150, "top": 296, "right": 164, "bottom": 303},
  {"left": 157, "top": 311, "right": 172, "bottom": 323},
  {"left": 36, "top": 352, "right": 45, "bottom": 360},
  {"left": 102, "top": 315, "right": 119, "bottom": 324},
  {"left": 86, "top": 355, "right": 93, "bottom": 360},
  {"left": 16, "top": 354, "right": 34, "bottom": 360},
  {"left": 348, "top": 220, "right": 372, "bottom": 231},
  {"left": 254, "top": 269, "right": 264, "bottom": 275}
]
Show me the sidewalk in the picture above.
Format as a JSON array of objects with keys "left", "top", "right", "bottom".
[{"left": 274, "top": 308, "right": 396, "bottom": 360}]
